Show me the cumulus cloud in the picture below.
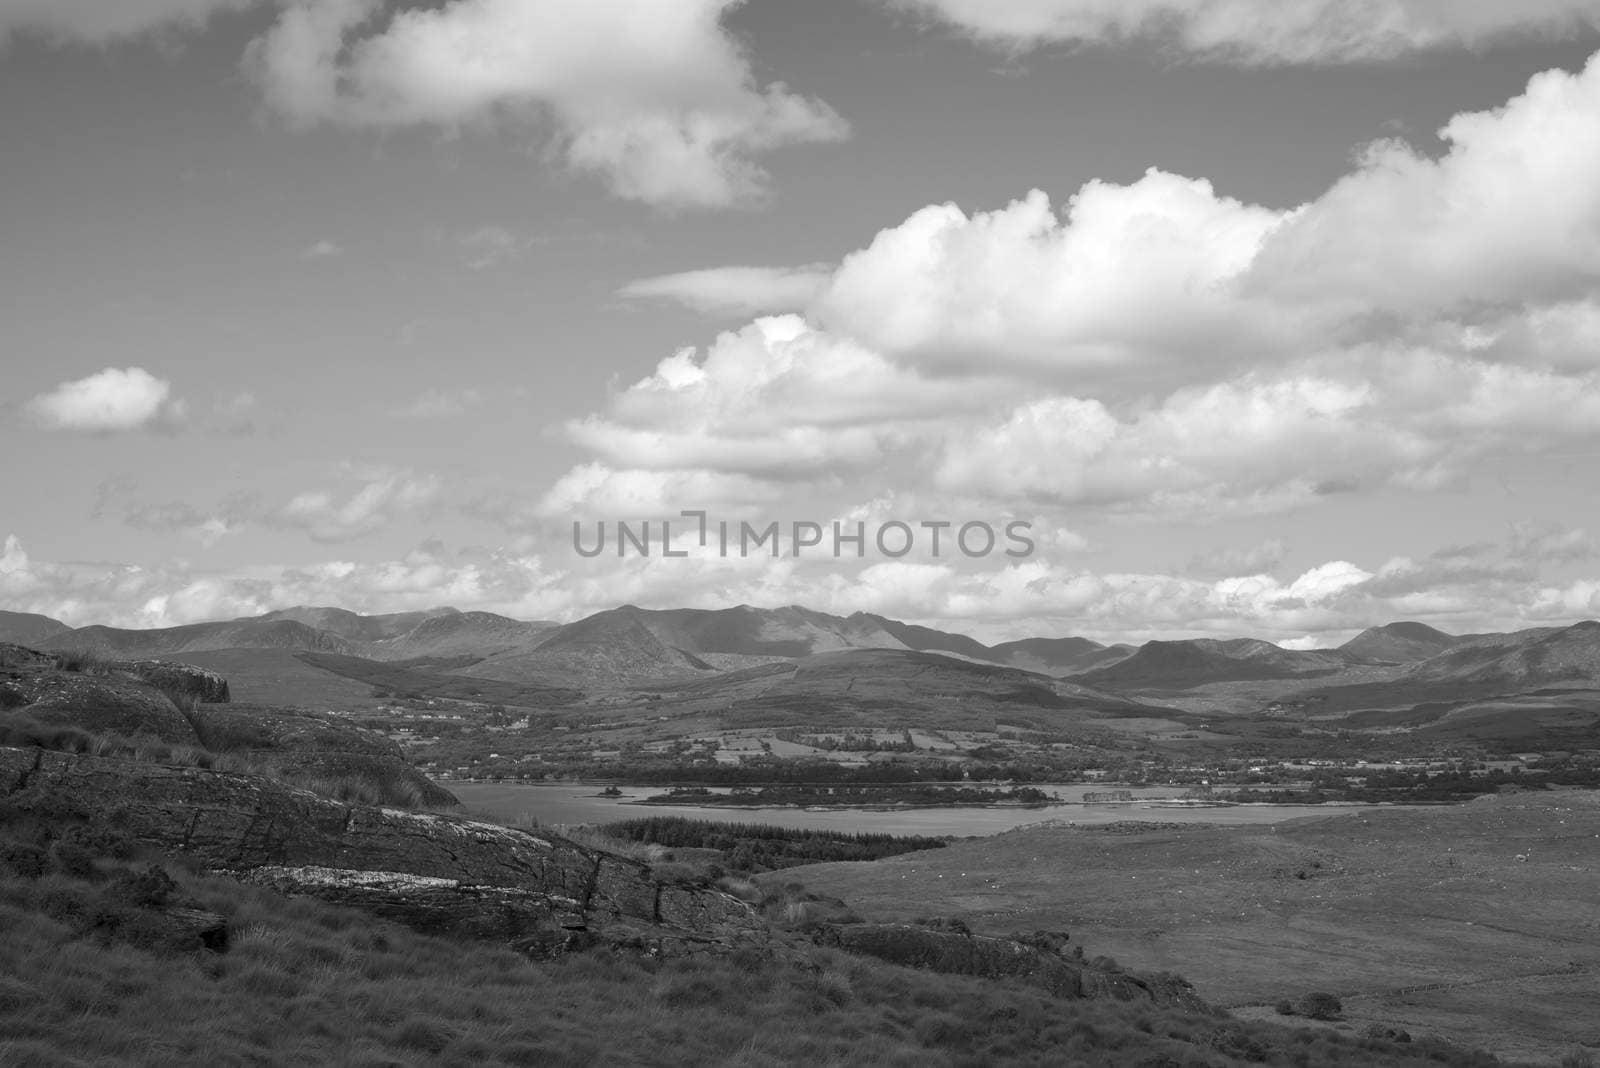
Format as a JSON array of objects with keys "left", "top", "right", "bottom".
[
  {"left": 273, "top": 468, "right": 441, "bottom": 543},
  {"left": 543, "top": 52, "right": 1600, "bottom": 531},
  {"left": 619, "top": 264, "right": 833, "bottom": 317},
  {"left": 562, "top": 315, "right": 1019, "bottom": 486},
  {"left": 0, "top": 0, "right": 255, "bottom": 45},
  {"left": 813, "top": 178, "right": 1285, "bottom": 380},
  {"left": 801, "top": 53, "right": 1600, "bottom": 383},
  {"left": 24, "top": 367, "right": 186, "bottom": 433},
  {"left": 244, "top": 0, "right": 848, "bottom": 209},
  {"left": 935, "top": 352, "right": 1600, "bottom": 513},
  {"left": 884, "top": 0, "right": 1600, "bottom": 64}
]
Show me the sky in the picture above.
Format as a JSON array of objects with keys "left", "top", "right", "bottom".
[{"left": 4, "top": 0, "right": 1600, "bottom": 646}]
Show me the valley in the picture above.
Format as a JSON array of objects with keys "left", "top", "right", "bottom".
[{"left": 5, "top": 602, "right": 1600, "bottom": 1064}]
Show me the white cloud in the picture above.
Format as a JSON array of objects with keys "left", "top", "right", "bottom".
[
  {"left": 619, "top": 264, "right": 833, "bottom": 317},
  {"left": 885, "top": 0, "right": 1600, "bottom": 64},
  {"left": 537, "top": 464, "right": 783, "bottom": 520},
  {"left": 302, "top": 239, "right": 343, "bottom": 259},
  {"left": 0, "top": 0, "right": 255, "bottom": 45},
  {"left": 935, "top": 351, "right": 1600, "bottom": 513},
  {"left": 24, "top": 367, "right": 186, "bottom": 433},
  {"left": 244, "top": 0, "right": 848, "bottom": 209},
  {"left": 814, "top": 179, "right": 1284, "bottom": 382},
  {"left": 1247, "top": 54, "right": 1600, "bottom": 317},
  {"left": 564, "top": 315, "right": 1018, "bottom": 483},
  {"left": 273, "top": 468, "right": 441, "bottom": 543}
]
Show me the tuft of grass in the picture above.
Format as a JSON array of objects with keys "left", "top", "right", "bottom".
[{"left": 50, "top": 650, "right": 112, "bottom": 675}]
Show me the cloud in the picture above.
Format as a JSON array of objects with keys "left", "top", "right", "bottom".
[
  {"left": 619, "top": 264, "right": 833, "bottom": 317},
  {"left": 302, "top": 239, "right": 343, "bottom": 259},
  {"left": 884, "top": 0, "right": 1600, "bottom": 64},
  {"left": 244, "top": 0, "right": 849, "bottom": 209},
  {"left": 562, "top": 315, "right": 1019, "bottom": 486},
  {"left": 803, "top": 53, "right": 1600, "bottom": 385},
  {"left": 542, "top": 53, "right": 1600, "bottom": 540},
  {"left": 123, "top": 501, "right": 243, "bottom": 548},
  {"left": 273, "top": 468, "right": 441, "bottom": 543},
  {"left": 4, "top": 525, "right": 1593, "bottom": 643},
  {"left": 24, "top": 367, "right": 186, "bottom": 433},
  {"left": 0, "top": 0, "right": 256, "bottom": 45},
  {"left": 391, "top": 388, "right": 483, "bottom": 420}
]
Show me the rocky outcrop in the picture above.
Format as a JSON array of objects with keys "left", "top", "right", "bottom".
[
  {"left": 814, "top": 922, "right": 1208, "bottom": 1010},
  {"left": 0, "top": 746, "right": 769, "bottom": 959},
  {"left": 5, "top": 671, "right": 201, "bottom": 744},
  {"left": 184, "top": 703, "right": 457, "bottom": 808},
  {"left": 118, "top": 660, "right": 231, "bottom": 704}
]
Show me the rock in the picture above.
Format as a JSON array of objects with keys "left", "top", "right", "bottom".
[
  {"left": 0, "top": 746, "right": 769, "bottom": 959},
  {"left": 7, "top": 673, "right": 201, "bottom": 745},
  {"left": 183, "top": 704, "right": 457, "bottom": 808},
  {"left": 118, "top": 660, "right": 231, "bottom": 704}
]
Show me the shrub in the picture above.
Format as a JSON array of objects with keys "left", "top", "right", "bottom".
[
  {"left": 1298, "top": 991, "right": 1343, "bottom": 1021},
  {"left": 1274, "top": 998, "right": 1296, "bottom": 1016}
]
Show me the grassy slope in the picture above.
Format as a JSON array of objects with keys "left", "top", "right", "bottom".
[
  {"left": 169, "top": 649, "right": 386, "bottom": 710},
  {"left": 0, "top": 827, "right": 1498, "bottom": 1068},
  {"left": 775, "top": 793, "right": 1600, "bottom": 1063}
]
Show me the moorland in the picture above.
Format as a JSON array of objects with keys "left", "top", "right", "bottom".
[{"left": 3, "top": 601, "right": 1599, "bottom": 1064}]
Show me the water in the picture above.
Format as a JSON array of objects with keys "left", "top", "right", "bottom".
[{"left": 448, "top": 781, "right": 1406, "bottom": 837}]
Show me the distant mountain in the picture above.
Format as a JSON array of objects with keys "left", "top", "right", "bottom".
[
  {"left": 626, "top": 605, "right": 908, "bottom": 658},
  {"left": 988, "top": 637, "right": 1137, "bottom": 676},
  {"left": 1399, "top": 620, "right": 1600, "bottom": 688},
  {"left": 1078, "top": 638, "right": 1349, "bottom": 690},
  {"left": 1340, "top": 621, "right": 1460, "bottom": 664},
  {"left": 0, "top": 610, "right": 70, "bottom": 647},
  {"left": 44, "top": 618, "right": 357, "bottom": 658},
  {"left": 255, "top": 605, "right": 460, "bottom": 643},
  {"left": 463, "top": 607, "right": 717, "bottom": 686},
  {"left": 860, "top": 615, "right": 992, "bottom": 661},
  {"left": 367, "top": 611, "right": 557, "bottom": 661}
]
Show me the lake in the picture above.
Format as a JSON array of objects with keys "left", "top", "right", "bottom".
[{"left": 448, "top": 781, "right": 1408, "bottom": 837}]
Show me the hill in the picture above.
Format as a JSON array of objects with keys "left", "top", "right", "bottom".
[
  {"left": 43, "top": 618, "right": 358, "bottom": 658},
  {"left": 367, "top": 610, "right": 557, "bottom": 661},
  {"left": 1399, "top": 620, "right": 1600, "bottom": 688},
  {"left": 0, "top": 610, "right": 69, "bottom": 647},
  {"left": 463, "top": 607, "right": 717, "bottom": 686},
  {"left": 1340, "top": 621, "right": 1461, "bottom": 664},
  {"left": 988, "top": 636, "right": 1137, "bottom": 675},
  {"left": 255, "top": 605, "right": 460, "bottom": 642},
  {"left": 1077, "top": 637, "right": 1349, "bottom": 690}
]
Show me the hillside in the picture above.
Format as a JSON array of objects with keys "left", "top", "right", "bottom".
[
  {"left": 1399, "top": 620, "right": 1600, "bottom": 688},
  {"left": 255, "top": 605, "right": 459, "bottom": 642},
  {"left": 463, "top": 608, "right": 717, "bottom": 686},
  {"left": 989, "top": 636, "right": 1137, "bottom": 675},
  {"left": 0, "top": 610, "right": 69, "bottom": 647},
  {"left": 366, "top": 610, "right": 557, "bottom": 661},
  {"left": 43, "top": 618, "right": 358, "bottom": 658},
  {"left": 1339, "top": 621, "right": 1460, "bottom": 664},
  {"left": 1077, "top": 637, "right": 1349, "bottom": 690},
  {"left": 781, "top": 792, "right": 1600, "bottom": 1062}
]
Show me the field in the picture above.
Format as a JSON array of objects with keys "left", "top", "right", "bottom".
[{"left": 775, "top": 791, "right": 1600, "bottom": 1063}]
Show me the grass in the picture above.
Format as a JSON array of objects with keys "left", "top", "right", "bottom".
[
  {"left": 778, "top": 794, "right": 1600, "bottom": 1062},
  {"left": 0, "top": 814, "right": 1506, "bottom": 1068},
  {"left": 0, "top": 716, "right": 435, "bottom": 810}
]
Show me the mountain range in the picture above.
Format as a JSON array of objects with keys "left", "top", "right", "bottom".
[{"left": 4, "top": 606, "right": 1600, "bottom": 698}]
